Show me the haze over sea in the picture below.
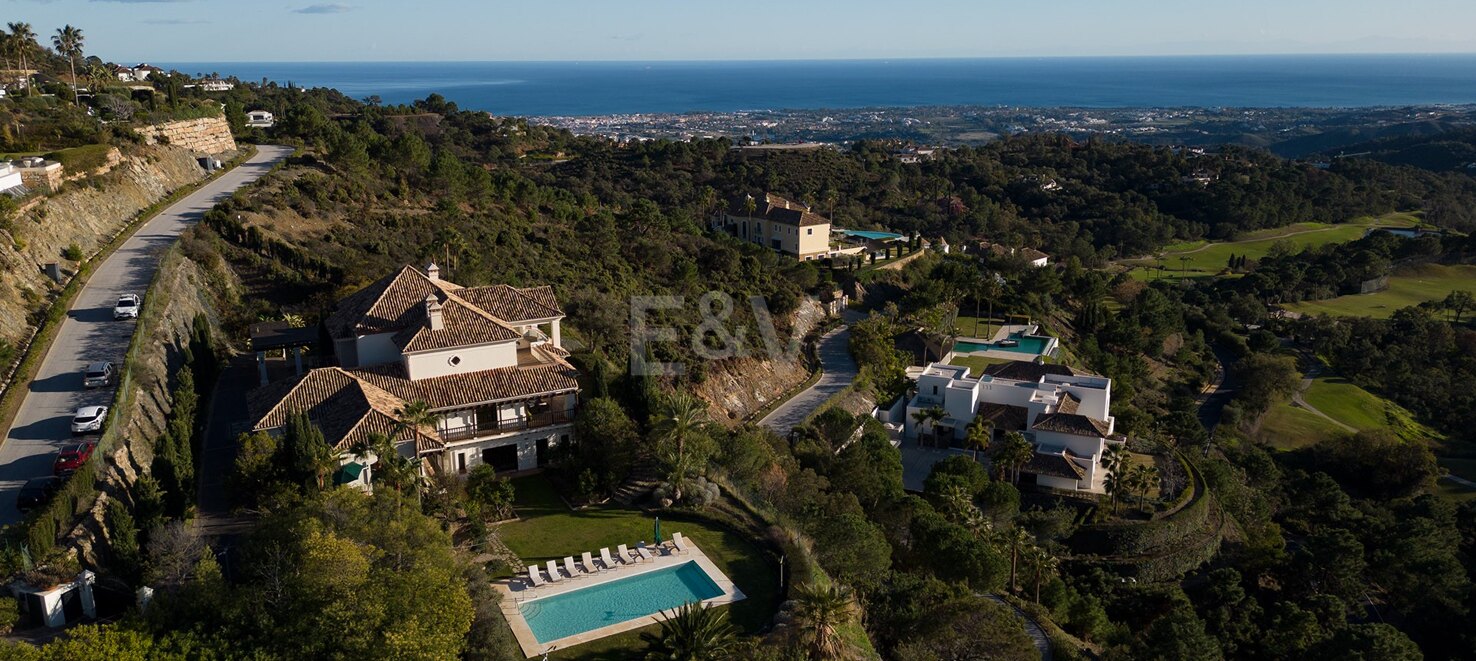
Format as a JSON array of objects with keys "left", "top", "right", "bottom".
[{"left": 163, "top": 55, "right": 1476, "bottom": 116}]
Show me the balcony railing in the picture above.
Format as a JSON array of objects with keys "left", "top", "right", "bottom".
[{"left": 439, "top": 408, "right": 575, "bottom": 443}]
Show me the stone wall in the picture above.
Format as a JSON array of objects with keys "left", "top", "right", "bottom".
[
  {"left": 135, "top": 116, "right": 238, "bottom": 155},
  {"left": 17, "top": 162, "right": 63, "bottom": 192}
]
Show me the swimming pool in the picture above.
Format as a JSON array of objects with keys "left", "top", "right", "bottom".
[
  {"left": 520, "top": 561, "right": 725, "bottom": 644},
  {"left": 956, "top": 332, "right": 1052, "bottom": 355},
  {"left": 841, "top": 229, "right": 905, "bottom": 241}
]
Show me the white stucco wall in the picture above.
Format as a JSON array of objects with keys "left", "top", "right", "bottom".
[
  {"left": 404, "top": 340, "right": 517, "bottom": 380},
  {"left": 354, "top": 332, "right": 401, "bottom": 367}
]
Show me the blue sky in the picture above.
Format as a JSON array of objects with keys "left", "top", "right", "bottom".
[{"left": 10, "top": 0, "right": 1476, "bottom": 62}]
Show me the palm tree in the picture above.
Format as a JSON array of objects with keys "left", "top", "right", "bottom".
[
  {"left": 974, "top": 270, "right": 1001, "bottom": 339},
  {"left": 996, "top": 432, "right": 1034, "bottom": 484},
  {"left": 8, "top": 23, "right": 35, "bottom": 95},
  {"left": 653, "top": 394, "right": 711, "bottom": 502},
  {"left": 1007, "top": 527, "right": 1033, "bottom": 594},
  {"left": 1026, "top": 546, "right": 1059, "bottom": 604},
  {"left": 86, "top": 62, "right": 110, "bottom": 99},
  {"left": 641, "top": 601, "right": 737, "bottom": 661},
  {"left": 790, "top": 582, "right": 858, "bottom": 660},
  {"left": 50, "top": 25, "right": 83, "bottom": 102},
  {"left": 393, "top": 400, "right": 439, "bottom": 476},
  {"left": 1130, "top": 463, "right": 1159, "bottom": 511},
  {"left": 964, "top": 419, "right": 992, "bottom": 461},
  {"left": 1102, "top": 444, "right": 1130, "bottom": 514}
]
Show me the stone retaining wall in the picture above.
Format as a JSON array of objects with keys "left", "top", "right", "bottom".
[{"left": 135, "top": 116, "right": 238, "bottom": 155}]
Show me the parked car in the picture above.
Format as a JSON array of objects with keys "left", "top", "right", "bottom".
[
  {"left": 53, "top": 441, "right": 97, "bottom": 476},
  {"left": 113, "top": 294, "right": 141, "bottom": 320},
  {"left": 70, "top": 405, "right": 107, "bottom": 435},
  {"left": 16, "top": 477, "right": 62, "bottom": 512},
  {"left": 82, "top": 361, "right": 114, "bottom": 388}
]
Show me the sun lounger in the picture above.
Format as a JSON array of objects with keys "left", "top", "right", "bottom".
[
  {"left": 527, "top": 565, "right": 546, "bottom": 588},
  {"left": 546, "top": 560, "right": 563, "bottom": 582},
  {"left": 636, "top": 546, "right": 654, "bottom": 562},
  {"left": 618, "top": 544, "right": 635, "bottom": 563},
  {"left": 600, "top": 547, "right": 618, "bottom": 569},
  {"left": 672, "top": 532, "right": 690, "bottom": 554},
  {"left": 581, "top": 551, "right": 599, "bottom": 573},
  {"left": 564, "top": 556, "right": 583, "bottom": 578}
]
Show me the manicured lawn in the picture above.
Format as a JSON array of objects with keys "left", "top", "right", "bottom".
[
  {"left": 1302, "top": 376, "right": 1436, "bottom": 443},
  {"left": 496, "top": 476, "right": 780, "bottom": 660},
  {"left": 1434, "top": 478, "right": 1476, "bottom": 503},
  {"left": 1439, "top": 458, "right": 1476, "bottom": 482},
  {"left": 1257, "top": 402, "right": 1348, "bottom": 450},
  {"left": 1123, "top": 212, "right": 1421, "bottom": 281},
  {"left": 954, "top": 315, "right": 1006, "bottom": 339},
  {"left": 1282, "top": 264, "right": 1476, "bottom": 319}
]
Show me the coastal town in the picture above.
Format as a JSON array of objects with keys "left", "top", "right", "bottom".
[{"left": 0, "top": 8, "right": 1472, "bottom": 661}]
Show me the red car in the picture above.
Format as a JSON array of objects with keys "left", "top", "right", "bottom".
[{"left": 52, "top": 441, "right": 96, "bottom": 476}]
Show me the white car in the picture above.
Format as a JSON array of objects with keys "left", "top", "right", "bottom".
[
  {"left": 70, "top": 405, "right": 108, "bottom": 435},
  {"left": 113, "top": 294, "right": 141, "bottom": 320}
]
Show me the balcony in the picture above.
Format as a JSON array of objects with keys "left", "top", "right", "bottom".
[{"left": 439, "top": 408, "right": 575, "bottom": 443}]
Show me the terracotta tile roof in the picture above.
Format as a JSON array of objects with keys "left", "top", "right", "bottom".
[
  {"left": 349, "top": 362, "right": 579, "bottom": 411},
  {"left": 325, "top": 266, "right": 444, "bottom": 337},
  {"left": 248, "top": 360, "right": 575, "bottom": 450},
  {"left": 727, "top": 192, "right": 831, "bottom": 227},
  {"left": 394, "top": 296, "right": 520, "bottom": 353},
  {"left": 1031, "top": 412, "right": 1112, "bottom": 438},
  {"left": 456, "top": 284, "right": 563, "bottom": 322},
  {"left": 1024, "top": 449, "right": 1088, "bottom": 480},
  {"left": 975, "top": 402, "right": 1030, "bottom": 431},
  {"left": 246, "top": 367, "right": 430, "bottom": 451},
  {"left": 324, "top": 266, "right": 562, "bottom": 341},
  {"left": 1056, "top": 392, "right": 1081, "bottom": 415},
  {"left": 1020, "top": 247, "right": 1050, "bottom": 262}
]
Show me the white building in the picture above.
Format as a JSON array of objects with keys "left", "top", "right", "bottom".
[
  {"left": 0, "top": 162, "right": 25, "bottom": 197},
  {"left": 249, "top": 264, "right": 578, "bottom": 486},
  {"left": 904, "top": 360, "right": 1122, "bottom": 493},
  {"left": 246, "top": 110, "right": 275, "bottom": 128}
]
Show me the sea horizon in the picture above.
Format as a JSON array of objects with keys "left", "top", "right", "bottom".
[{"left": 161, "top": 54, "right": 1476, "bottom": 117}]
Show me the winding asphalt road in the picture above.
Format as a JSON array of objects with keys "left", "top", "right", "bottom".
[
  {"left": 759, "top": 310, "right": 863, "bottom": 437},
  {"left": 0, "top": 145, "right": 291, "bottom": 526}
]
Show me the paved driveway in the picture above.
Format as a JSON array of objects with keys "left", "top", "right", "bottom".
[
  {"left": 759, "top": 310, "right": 864, "bottom": 437},
  {"left": 0, "top": 145, "right": 291, "bottom": 525}
]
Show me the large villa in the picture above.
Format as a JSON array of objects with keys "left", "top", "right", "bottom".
[
  {"left": 247, "top": 263, "right": 580, "bottom": 485},
  {"left": 711, "top": 192, "right": 832, "bottom": 261},
  {"left": 899, "top": 359, "right": 1123, "bottom": 493}
]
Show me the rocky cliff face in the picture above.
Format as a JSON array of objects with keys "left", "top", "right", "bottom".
[
  {"left": 69, "top": 249, "right": 232, "bottom": 566},
  {"left": 695, "top": 297, "right": 827, "bottom": 424},
  {"left": 135, "top": 117, "right": 238, "bottom": 155},
  {"left": 0, "top": 146, "right": 208, "bottom": 354}
]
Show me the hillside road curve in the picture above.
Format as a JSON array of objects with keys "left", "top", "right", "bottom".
[{"left": 0, "top": 145, "right": 291, "bottom": 526}]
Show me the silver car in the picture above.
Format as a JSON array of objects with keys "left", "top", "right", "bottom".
[
  {"left": 70, "top": 405, "right": 108, "bottom": 434},
  {"left": 82, "top": 361, "right": 115, "bottom": 388},
  {"left": 113, "top": 294, "right": 141, "bottom": 320}
]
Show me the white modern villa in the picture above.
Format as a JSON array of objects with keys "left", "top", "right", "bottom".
[
  {"left": 901, "top": 360, "right": 1123, "bottom": 493},
  {"left": 248, "top": 264, "right": 579, "bottom": 487}
]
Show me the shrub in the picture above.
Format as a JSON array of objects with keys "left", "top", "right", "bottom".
[
  {"left": 0, "top": 597, "right": 17, "bottom": 635},
  {"left": 45, "top": 144, "right": 114, "bottom": 174},
  {"left": 61, "top": 243, "right": 83, "bottom": 261}
]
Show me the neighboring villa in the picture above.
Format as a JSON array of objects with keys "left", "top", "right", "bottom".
[
  {"left": 973, "top": 240, "right": 1050, "bottom": 267},
  {"left": 901, "top": 360, "right": 1122, "bottom": 493},
  {"left": 246, "top": 110, "right": 276, "bottom": 128},
  {"left": 248, "top": 264, "right": 579, "bottom": 488},
  {"left": 711, "top": 192, "right": 832, "bottom": 261}
]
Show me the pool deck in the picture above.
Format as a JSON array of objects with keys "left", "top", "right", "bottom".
[
  {"left": 494, "top": 538, "right": 746, "bottom": 658},
  {"left": 953, "top": 324, "right": 1056, "bottom": 361}
]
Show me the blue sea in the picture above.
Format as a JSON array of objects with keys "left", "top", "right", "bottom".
[{"left": 162, "top": 55, "right": 1476, "bottom": 116}]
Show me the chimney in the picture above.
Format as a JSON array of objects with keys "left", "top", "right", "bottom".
[
  {"left": 425, "top": 261, "right": 440, "bottom": 281},
  {"left": 425, "top": 295, "right": 443, "bottom": 331}
]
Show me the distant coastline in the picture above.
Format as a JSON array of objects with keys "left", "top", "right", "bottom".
[{"left": 161, "top": 55, "right": 1476, "bottom": 117}]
